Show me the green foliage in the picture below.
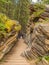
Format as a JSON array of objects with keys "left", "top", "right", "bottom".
[
  {"left": 44, "top": 55, "right": 49, "bottom": 62},
  {"left": 30, "top": 3, "right": 45, "bottom": 23},
  {"left": 15, "top": 0, "right": 31, "bottom": 33},
  {"left": 33, "top": 10, "right": 44, "bottom": 17},
  {"left": 42, "top": 0, "right": 49, "bottom": 4},
  {"left": 0, "top": 13, "right": 8, "bottom": 23},
  {"left": 0, "top": 22, "right": 6, "bottom": 32},
  {"left": 0, "top": 13, "right": 6, "bottom": 33},
  {"left": 0, "top": 0, "right": 16, "bottom": 19},
  {"left": 37, "top": 55, "right": 49, "bottom": 62},
  {"left": 0, "top": 13, "right": 21, "bottom": 38},
  {"left": 33, "top": 3, "right": 45, "bottom": 17},
  {"left": 34, "top": 3, "right": 45, "bottom": 10}
]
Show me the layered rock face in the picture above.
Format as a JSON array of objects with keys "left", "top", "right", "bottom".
[{"left": 23, "top": 24, "right": 49, "bottom": 60}]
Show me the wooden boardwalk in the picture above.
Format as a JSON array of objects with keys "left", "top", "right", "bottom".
[{"left": 0, "top": 38, "right": 30, "bottom": 65}]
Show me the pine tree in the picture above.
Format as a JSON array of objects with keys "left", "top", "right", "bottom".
[
  {"left": 15, "top": 0, "right": 32, "bottom": 33},
  {"left": 0, "top": 0, "right": 16, "bottom": 19}
]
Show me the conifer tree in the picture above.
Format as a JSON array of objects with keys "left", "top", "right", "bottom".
[
  {"left": 0, "top": 0, "right": 16, "bottom": 19},
  {"left": 15, "top": 0, "right": 32, "bottom": 33}
]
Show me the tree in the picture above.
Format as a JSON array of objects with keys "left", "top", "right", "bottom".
[
  {"left": 0, "top": 0, "right": 16, "bottom": 19},
  {"left": 15, "top": 0, "right": 32, "bottom": 33},
  {"left": 42, "top": 0, "right": 49, "bottom": 4}
]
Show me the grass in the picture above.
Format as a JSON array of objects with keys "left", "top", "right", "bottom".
[{"left": 43, "top": 55, "right": 49, "bottom": 62}]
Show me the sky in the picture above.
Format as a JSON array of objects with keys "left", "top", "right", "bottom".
[{"left": 32, "top": 0, "right": 37, "bottom": 3}]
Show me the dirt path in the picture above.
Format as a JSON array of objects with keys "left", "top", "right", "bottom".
[{"left": 0, "top": 38, "right": 30, "bottom": 65}]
